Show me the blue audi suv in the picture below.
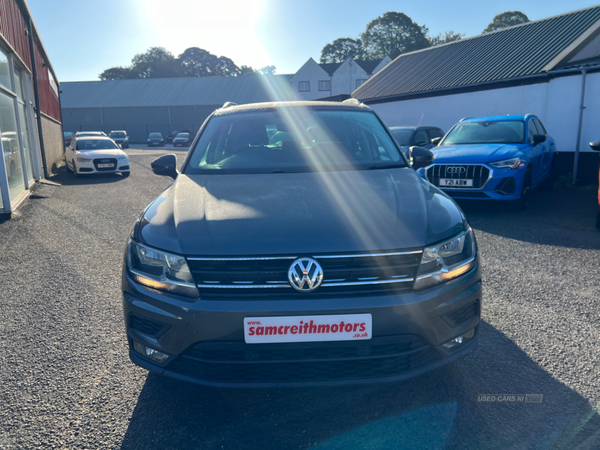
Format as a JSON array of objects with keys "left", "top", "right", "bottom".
[{"left": 416, "top": 115, "right": 557, "bottom": 210}]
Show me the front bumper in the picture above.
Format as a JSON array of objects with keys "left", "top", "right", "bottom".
[
  {"left": 122, "top": 263, "right": 482, "bottom": 387},
  {"left": 76, "top": 160, "right": 130, "bottom": 174},
  {"left": 419, "top": 163, "right": 526, "bottom": 201}
]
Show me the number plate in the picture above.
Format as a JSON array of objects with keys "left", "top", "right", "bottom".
[
  {"left": 244, "top": 314, "right": 372, "bottom": 344},
  {"left": 97, "top": 163, "right": 114, "bottom": 168},
  {"left": 439, "top": 178, "right": 473, "bottom": 187}
]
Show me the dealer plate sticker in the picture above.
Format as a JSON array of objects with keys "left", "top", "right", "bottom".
[{"left": 244, "top": 314, "right": 372, "bottom": 344}]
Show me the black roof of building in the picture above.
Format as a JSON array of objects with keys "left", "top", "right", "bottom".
[
  {"left": 354, "top": 60, "right": 383, "bottom": 75},
  {"left": 318, "top": 63, "right": 343, "bottom": 76},
  {"left": 318, "top": 59, "right": 385, "bottom": 76},
  {"left": 353, "top": 6, "right": 600, "bottom": 102}
]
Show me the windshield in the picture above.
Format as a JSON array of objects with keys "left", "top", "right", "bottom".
[
  {"left": 76, "top": 139, "right": 118, "bottom": 150},
  {"left": 110, "top": 132, "right": 126, "bottom": 138},
  {"left": 149, "top": 133, "right": 162, "bottom": 138},
  {"left": 391, "top": 129, "right": 413, "bottom": 146},
  {"left": 185, "top": 109, "right": 404, "bottom": 174},
  {"left": 442, "top": 121, "right": 525, "bottom": 145},
  {"left": 176, "top": 133, "right": 189, "bottom": 138},
  {"left": 64, "top": 132, "right": 73, "bottom": 137}
]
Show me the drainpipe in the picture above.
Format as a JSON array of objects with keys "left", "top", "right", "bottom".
[
  {"left": 27, "top": 17, "right": 49, "bottom": 179},
  {"left": 572, "top": 68, "right": 588, "bottom": 185}
]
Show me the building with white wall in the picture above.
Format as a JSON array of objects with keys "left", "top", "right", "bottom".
[
  {"left": 353, "top": 6, "right": 600, "bottom": 184},
  {"left": 291, "top": 56, "right": 391, "bottom": 100}
]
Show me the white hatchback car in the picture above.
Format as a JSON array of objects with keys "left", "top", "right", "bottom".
[{"left": 65, "top": 136, "right": 130, "bottom": 177}]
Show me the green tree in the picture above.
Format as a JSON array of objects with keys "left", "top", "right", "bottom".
[
  {"left": 320, "top": 38, "right": 363, "bottom": 63},
  {"left": 429, "top": 30, "right": 464, "bottom": 46},
  {"left": 240, "top": 65, "right": 256, "bottom": 76},
  {"left": 130, "top": 47, "right": 179, "bottom": 78},
  {"left": 361, "top": 12, "right": 430, "bottom": 59},
  {"left": 177, "top": 48, "right": 241, "bottom": 77},
  {"left": 257, "top": 65, "right": 276, "bottom": 76},
  {"left": 99, "top": 66, "right": 134, "bottom": 81},
  {"left": 483, "top": 11, "right": 530, "bottom": 33}
]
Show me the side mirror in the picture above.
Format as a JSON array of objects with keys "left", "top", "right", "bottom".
[
  {"left": 431, "top": 137, "right": 442, "bottom": 146},
  {"left": 410, "top": 146, "right": 434, "bottom": 170},
  {"left": 118, "top": 144, "right": 123, "bottom": 149},
  {"left": 590, "top": 140, "right": 600, "bottom": 151},
  {"left": 151, "top": 154, "right": 178, "bottom": 179},
  {"left": 533, "top": 134, "right": 546, "bottom": 145}
]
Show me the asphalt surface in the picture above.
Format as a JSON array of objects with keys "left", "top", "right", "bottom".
[{"left": 1, "top": 148, "right": 599, "bottom": 449}]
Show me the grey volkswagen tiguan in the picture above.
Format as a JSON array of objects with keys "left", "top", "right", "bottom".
[{"left": 122, "top": 100, "right": 482, "bottom": 387}]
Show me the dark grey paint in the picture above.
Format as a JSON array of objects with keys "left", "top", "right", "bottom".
[{"left": 137, "top": 168, "right": 465, "bottom": 256}]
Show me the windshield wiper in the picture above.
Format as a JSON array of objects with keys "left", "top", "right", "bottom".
[{"left": 365, "top": 163, "right": 405, "bottom": 170}]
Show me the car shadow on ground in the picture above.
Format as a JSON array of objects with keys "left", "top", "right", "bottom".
[
  {"left": 120, "top": 321, "right": 600, "bottom": 450},
  {"left": 51, "top": 170, "right": 128, "bottom": 186},
  {"left": 456, "top": 187, "right": 600, "bottom": 250}
]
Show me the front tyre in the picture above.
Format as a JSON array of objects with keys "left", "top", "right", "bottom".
[
  {"left": 596, "top": 211, "right": 600, "bottom": 230},
  {"left": 511, "top": 169, "right": 531, "bottom": 211}
]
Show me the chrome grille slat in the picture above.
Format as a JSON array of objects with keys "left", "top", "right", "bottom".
[{"left": 187, "top": 251, "right": 422, "bottom": 298}]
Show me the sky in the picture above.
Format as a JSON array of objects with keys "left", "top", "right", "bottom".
[{"left": 28, "top": 0, "right": 597, "bottom": 82}]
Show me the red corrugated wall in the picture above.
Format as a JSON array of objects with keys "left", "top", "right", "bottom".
[
  {"left": 0, "top": 0, "right": 31, "bottom": 69},
  {"left": 0, "top": 0, "right": 61, "bottom": 122},
  {"left": 33, "top": 36, "right": 60, "bottom": 121}
]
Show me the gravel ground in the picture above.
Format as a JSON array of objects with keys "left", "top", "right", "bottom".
[{"left": 0, "top": 149, "right": 599, "bottom": 449}]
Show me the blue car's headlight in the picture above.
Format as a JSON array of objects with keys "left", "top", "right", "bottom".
[
  {"left": 490, "top": 157, "right": 522, "bottom": 169},
  {"left": 414, "top": 227, "right": 477, "bottom": 290}
]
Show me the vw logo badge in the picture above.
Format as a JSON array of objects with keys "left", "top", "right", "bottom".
[
  {"left": 447, "top": 166, "right": 466, "bottom": 174},
  {"left": 288, "top": 258, "right": 324, "bottom": 292}
]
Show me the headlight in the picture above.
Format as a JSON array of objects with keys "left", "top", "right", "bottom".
[
  {"left": 118, "top": 156, "right": 129, "bottom": 161},
  {"left": 126, "top": 240, "right": 199, "bottom": 298},
  {"left": 414, "top": 227, "right": 477, "bottom": 290},
  {"left": 77, "top": 157, "right": 92, "bottom": 162},
  {"left": 490, "top": 157, "right": 522, "bottom": 169}
]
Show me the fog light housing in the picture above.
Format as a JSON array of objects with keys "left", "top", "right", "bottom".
[
  {"left": 442, "top": 328, "right": 475, "bottom": 350},
  {"left": 133, "top": 341, "right": 170, "bottom": 363}
]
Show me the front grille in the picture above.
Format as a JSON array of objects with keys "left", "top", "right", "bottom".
[
  {"left": 442, "top": 300, "right": 479, "bottom": 327},
  {"left": 129, "top": 314, "right": 169, "bottom": 337},
  {"left": 426, "top": 165, "right": 490, "bottom": 189},
  {"left": 93, "top": 158, "right": 117, "bottom": 171},
  {"left": 167, "top": 335, "right": 441, "bottom": 383},
  {"left": 187, "top": 251, "right": 422, "bottom": 299}
]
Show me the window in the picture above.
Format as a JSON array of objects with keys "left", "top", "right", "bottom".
[
  {"left": 298, "top": 81, "right": 310, "bottom": 92},
  {"left": 48, "top": 71, "right": 59, "bottom": 97},
  {"left": 0, "top": 91, "right": 24, "bottom": 201},
  {"left": 318, "top": 80, "right": 330, "bottom": 91},
  {"left": 0, "top": 47, "right": 11, "bottom": 91},
  {"left": 186, "top": 109, "right": 405, "bottom": 175},
  {"left": 427, "top": 128, "right": 444, "bottom": 141},
  {"left": 411, "top": 130, "right": 429, "bottom": 146},
  {"left": 534, "top": 118, "right": 547, "bottom": 135},
  {"left": 528, "top": 119, "right": 539, "bottom": 144},
  {"left": 356, "top": 79, "right": 367, "bottom": 89},
  {"left": 443, "top": 121, "right": 525, "bottom": 145}
]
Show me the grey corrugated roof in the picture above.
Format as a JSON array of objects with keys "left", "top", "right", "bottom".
[
  {"left": 60, "top": 75, "right": 294, "bottom": 108},
  {"left": 353, "top": 6, "right": 600, "bottom": 102}
]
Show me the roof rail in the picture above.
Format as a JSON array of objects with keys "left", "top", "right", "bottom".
[
  {"left": 222, "top": 102, "right": 238, "bottom": 108},
  {"left": 342, "top": 98, "right": 362, "bottom": 106}
]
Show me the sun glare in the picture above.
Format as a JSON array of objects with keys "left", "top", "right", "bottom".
[{"left": 142, "top": 0, "right": 274, "bottom": 70}]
